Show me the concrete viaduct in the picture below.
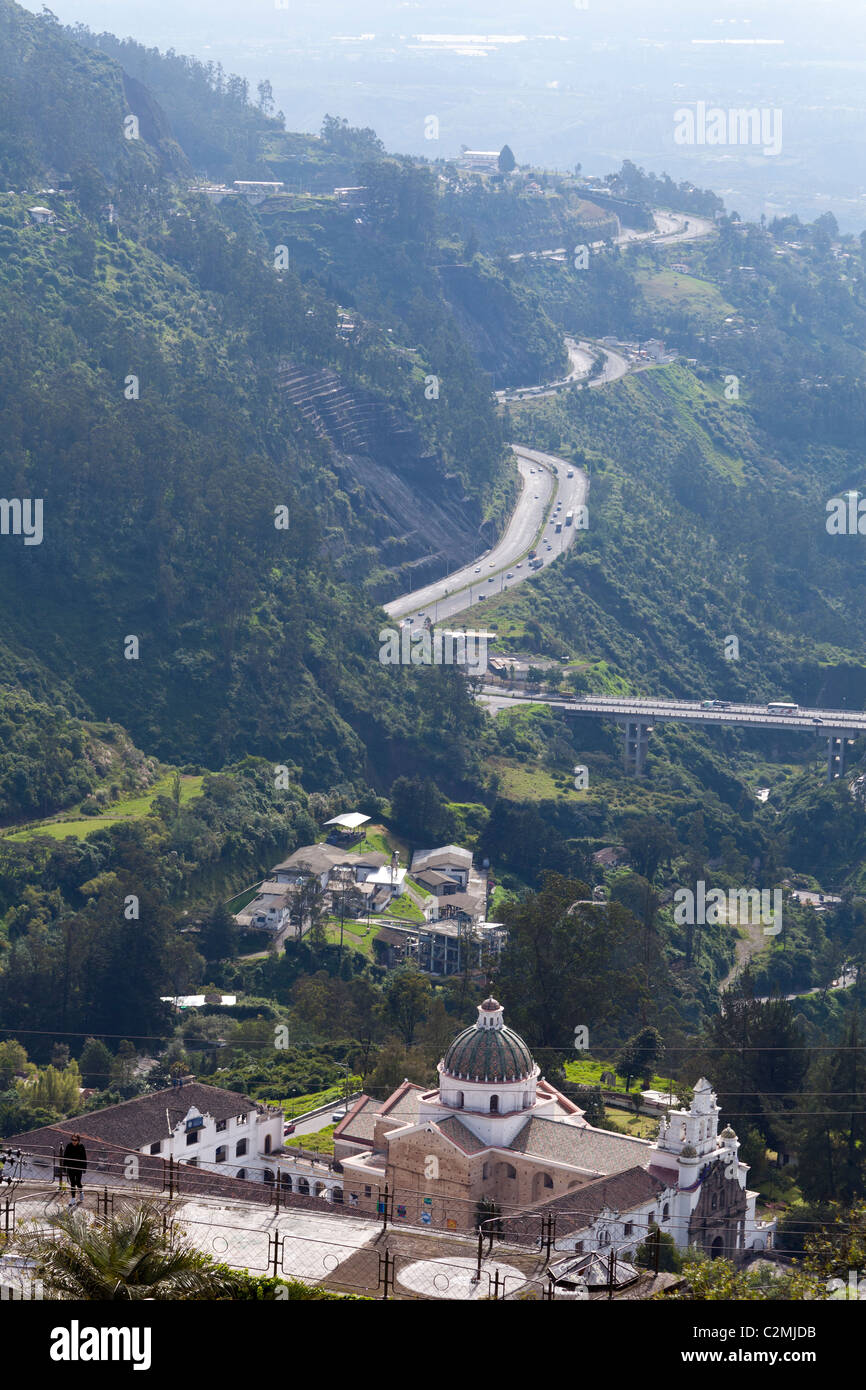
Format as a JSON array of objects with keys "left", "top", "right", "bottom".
[{"left": 481, "top": 690, "right": 866, "bottom": 780}]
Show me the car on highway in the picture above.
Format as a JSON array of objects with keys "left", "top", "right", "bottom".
[
  {"left": 332, "top": 1112, "right": 347, "bottom": 1124},
  {"left": 506, "top": 571, "right": 514, "bottom": 579},
  {"left": 701, "top": 699, "right": 730, "bottom": 710},
  {"left": 567, "top": 469, "right": 574, "bottom": 478},
  {"left": 475, "top": 566, "right": 481, "bottom": 573},
  {"left": 489, "top": 561, "right": 495, "bottom": 567},
  {"left": 488, "top": 575, "right": 495, "bottom": 582},
  {"left": 283, "top": 1122, "right": 296, "bottom": 1136},
  {"left": 516, "top": 563, "right": 522, "bottom": 569}
]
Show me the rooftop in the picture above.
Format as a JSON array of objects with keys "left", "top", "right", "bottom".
[{"left": 4, "top": 1082, "right": 265, "bottom": 1154}]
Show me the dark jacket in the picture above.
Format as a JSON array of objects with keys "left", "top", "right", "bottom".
[{"left": 62, "top": 1141, "right": 87, "bottom": 1176}]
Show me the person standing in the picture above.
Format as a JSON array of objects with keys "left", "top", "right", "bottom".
[{"left": 62, "top": 1133, "right": 87, "bottom": 1208}]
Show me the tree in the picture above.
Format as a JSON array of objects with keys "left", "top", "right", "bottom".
[
  {"left": 621, "top": 816, "right": 678, "bottom": 881},
  {"left": 615, "top": 1028, "right": 663, "bottom": 1092},
  {"left": 110, "top": 1040, "right": 138, "bottom": 1095},
  {"left": 70, "top": 159, "right": 108, "bottom": 217},
  {"left": 15, "top": 1203, "right": 237, "bottom": 1300},
  {"left": 389, "top": 776, "right": 456, "bottom": 844},
  {"left": 29, "top": 1060, "right": 81, "bottom": 1112},
  {"left": 665, "top": 1252, "right": 821, "bottom": 1301},
  {"left": 0, "top": 1039, "right": 28, "bottom": 1089},
  {"left": 384, "top": 970, "right": 432, "bottom": 1047},
  {"left": 200, "top": 900, "right": 238, "bottom": 963},
  {"left": 635, "top": 1228, "right": 681, "bottom": 1272},
  {"left": 498, "top": 145, "right": 516, "bottom": 174},
  {"left": 79, "top": 1038, "right": 113, "bottom": 1089},
  {"left": 571, "top": 1084, "right": 606, "bottom": 1127}
]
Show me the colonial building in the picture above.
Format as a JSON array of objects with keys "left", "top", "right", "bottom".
[
  {"left": 336, "top": 998, "right": 774, "bottom": 1258},
  {"left": 10, "top": 1082, "right": 283, "bottom": 1185}
]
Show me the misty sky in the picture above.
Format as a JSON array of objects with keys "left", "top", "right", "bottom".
[{"left": 23, "top": 0, "right": 866, "bottom": 227}]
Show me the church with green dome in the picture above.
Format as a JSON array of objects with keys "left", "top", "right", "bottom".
[{"left": 336, "top": 997, "right": 772, "bottom": 1259}]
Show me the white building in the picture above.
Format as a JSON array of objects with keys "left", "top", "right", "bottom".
[
  {"left": 11, "top": 1082, "right": 284, "bottom": 1185},
  {"left": 459, "top": 151, "right": 501, "bottom": 173},
  {"left": 411, "top": 844, "right": 473, "bottom": 888}
]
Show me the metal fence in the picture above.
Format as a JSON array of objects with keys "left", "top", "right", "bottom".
[{"left": 0, "top": 1179, "right": 573, "bottom": 1301}]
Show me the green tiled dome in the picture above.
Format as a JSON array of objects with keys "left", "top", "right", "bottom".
[{"left": 442, "top": 1000, "right": 534, "bottom": 1083}]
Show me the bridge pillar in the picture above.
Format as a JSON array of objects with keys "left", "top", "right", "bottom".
[
  {"left": 621, "top": 720, "right": 653, "bottom": 776},
  {"left": 827, "top": 733, "right": 847, "bottom": 782}
]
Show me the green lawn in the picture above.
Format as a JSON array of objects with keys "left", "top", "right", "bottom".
[
  {"left": 323, "top": 919, "right": 376, "bottom": 957},
  {"left": 283, "top": 1124, "right": 336, "bottom": 1154},
  {"left": 6, "top": 773, "right": 204, "bottom": 842},
  {"left": 564, "top": 1058, "right": 680, "bottom": 1097},
  {"left": 602, "top": 1106, "right": 660, "bottom": 1140},
  {"left": 273, "top": 1081, "right": 362, "bottom": 1118},
  {"left": 380, "top": 893, "right": 425, "bottom": 922}
]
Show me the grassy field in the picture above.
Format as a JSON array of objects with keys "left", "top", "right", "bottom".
[
  {"left": 489, "top": 884, "right": 517, "bottom": 917},
  {"left": 637, "top": 268, "right": 735, "bottom": 320},
  {"left": 283, "top": 1124, "right": 337, "bottom": 1154},
  {"left": 5, "top": 773, "right": 204, "bottom": 842},
  {"left": 274, "top": 1081, "right": 361, "bottom": 1118},
  {"left": 487, "top": 755, "right": 585, "bottom": 803},
  {"left": 380, "top": 893, "right": 425, "bottom": 923},
  {"left": 602, "top": 1106, "right": 660, "bottom": 1140},
  {"left": 564, "top": 1058, "right": 680, "bottom": 1097},
  {"left": 224, "top": 883, "right": 263, "bottom": 913},
  {"left": 323, "top": 918, "right": 377, "bottom": 957}
]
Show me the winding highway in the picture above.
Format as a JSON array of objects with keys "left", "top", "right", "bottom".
[
  {"left": 385, "top": 205, "right": 712, "bottom": 628},
  {"left": 384, "top": 446, "right": 588, "bottom": 628}
]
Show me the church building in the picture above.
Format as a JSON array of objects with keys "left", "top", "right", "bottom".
[{"left": 335, "top": 998, "right": 774, "bottom": 1260}]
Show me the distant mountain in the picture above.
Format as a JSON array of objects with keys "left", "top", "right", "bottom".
[{"left": 0, "top": 0, "right": 186, "bottom": 184}]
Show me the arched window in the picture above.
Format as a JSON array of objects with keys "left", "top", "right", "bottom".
[
  {"left": 482, "top": 1162, "right": 492, "bottom": 1180},
  {"left": 214, "top": 1145, "right": 227, "bottom": 1164},
  {"left": 662, "top": 1202, "right": 670, "bottom": 1220},
  {"left": 235, "top": 1138, "right": 248, "bottom": 1158},
  {"left": 532, "top": 1171, "right": 554, "bottom": 1200},
  {"left": 236, "top": 1168, "right": 247, "bottom": 1180},
  {"left": 490, "top": 1095, "right": 499, "bottom": 1114},
  {"left": 455, "top": 1091, "right": 464, "bottom": 1109},
  {"left": 264, "top": 1134, "right": 272, "bottom": 1154}
]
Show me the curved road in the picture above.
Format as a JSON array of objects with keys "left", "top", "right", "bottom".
[
  {"left": 385, "top": 206, "right": 714, "bottom": 624},
  {"left": 385, "top": 446, "right": 588, "bottom": 627}
]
